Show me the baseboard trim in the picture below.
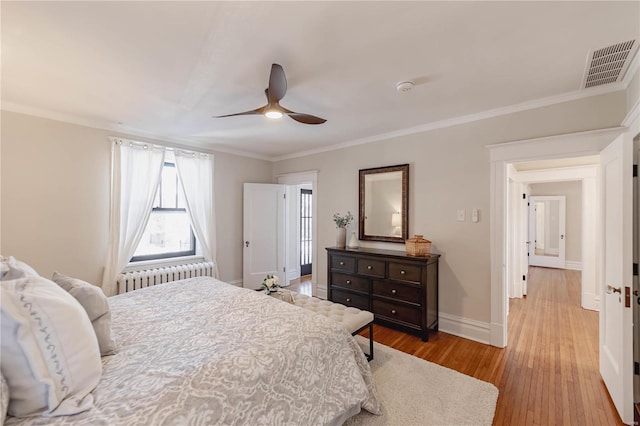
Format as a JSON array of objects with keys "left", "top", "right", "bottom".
[
  {"left": 316, "top": 286, "right": 327, "bottom": 300},
  {"left": 564, "top": 261, "right": 582, "bottom": 271},
  {"left": 227, "top": 279, "right": 243, "bottom": 287},
  {"left": 582, "top": 292, "right": 599, "bottom": 311},
  {"left": 438, "top": 313, "right": 491, "bottom": 345}
]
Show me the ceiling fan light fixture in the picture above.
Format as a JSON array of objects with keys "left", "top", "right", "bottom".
[{"left": 265, "top": 109, "right": 283, "bottom": 119}]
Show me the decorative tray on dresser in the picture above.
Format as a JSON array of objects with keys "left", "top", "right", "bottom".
[{"left": 326, "top": 247, "right": 440, "bottom": 341}]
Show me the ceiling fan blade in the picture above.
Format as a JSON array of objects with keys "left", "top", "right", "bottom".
[
  {"left": 214, "top": 106, "right": 266, "bottom": 118},
  {"left": 280, "top": 106, "right": 326, "bottom": 124},
  {"left": 268, "top": 63, "right": 287, "bottom": 103},
  {"left": 285, "top": 112, "right": 327, "bottom": 125}
]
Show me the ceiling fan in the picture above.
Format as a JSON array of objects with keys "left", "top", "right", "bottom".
[{"left": 215, "top": 63, "right": 326, "bottom": 125}]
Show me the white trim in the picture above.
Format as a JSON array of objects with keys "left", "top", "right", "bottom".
[
  {"left": 1, "top": 101, "right": 273, "bottom": 161},
  {"left": 273, "top": 88, "right": 626, "bottom": 162},
  {"left": 488, "top": 130, "right": 616, "bottom": 348},
  {"left": 277, "top": 171, "right": 319, "bottom": 298},
  {"left": 226, "top": 279, "right": 243, "bottom": 287},
  {"left": 622, "top": 99, "right": 640, "bottom": 128},
  {"left": 487, "top": 127, "right": 625, "bottom": 162},
  {"left": 2, "top": 81, "right": 629, "bottom": 163},
  {"left": 123, "top": 255, "right": 206, "bottom": 272},
  {"left": 316, "top": 287, "right": 328, "bottom": 300},
  {"left": 564, "top": 261, "right": 582, "bottom": 271},
  {"left": 511, "top": 164, "right": 598, "bottom": 182},
  {"left": 438, "top": 313, "right": 491, "bottom": 345},
  {"left": 582, "top": 292, "right": 599, "bottom": 311}
]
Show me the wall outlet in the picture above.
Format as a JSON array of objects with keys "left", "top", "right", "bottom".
[
  {"left": 457, "top": 209, "right": 466, "bottom": 222},
  {"left": 472, "top": 209, "right": 479, "bottom": 223}
]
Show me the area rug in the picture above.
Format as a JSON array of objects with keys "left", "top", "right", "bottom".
[{"left": 346, "top": 336, "right": 498, "bottom": 426}]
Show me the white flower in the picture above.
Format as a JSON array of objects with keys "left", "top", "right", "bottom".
[{"left": 262, "top": 274, "right": 280, "bottom": 292}]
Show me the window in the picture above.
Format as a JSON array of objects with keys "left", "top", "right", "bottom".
[{"left": 130, "top": 153, "right": 196, "bottom": 262}]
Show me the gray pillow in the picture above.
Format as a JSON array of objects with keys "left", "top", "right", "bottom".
[{"left": 52, "top": 272, "right": 116, "bottom": 356}]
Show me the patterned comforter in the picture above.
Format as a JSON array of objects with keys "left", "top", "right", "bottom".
[{"left": 6, "top": 277, "right": 380, "bottom": 425}]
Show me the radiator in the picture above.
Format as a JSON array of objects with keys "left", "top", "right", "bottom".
[{"left": 116, "top": 261, "right": 216, "bottom": 294}]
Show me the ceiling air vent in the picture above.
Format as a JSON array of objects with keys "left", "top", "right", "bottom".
[{"left": 582, "top": 39, "right": 638, "bottom": 88}]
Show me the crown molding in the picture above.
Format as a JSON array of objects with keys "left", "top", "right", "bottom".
[
  {"left": 2, "top": 75, "right": 631, "bottom": 164},
  {"left": 0, "top": 101, "right": 272, "bottom": 162},
  {"left": 273, "top": 84, "right": 627, "bottom": 162}
]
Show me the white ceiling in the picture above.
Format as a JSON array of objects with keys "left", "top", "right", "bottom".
[{"left": 2, "top": 1, "right": 639, "bottom": 160}]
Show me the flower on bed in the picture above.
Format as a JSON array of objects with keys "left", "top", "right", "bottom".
[{"left": 261, "top": 274, "right": 280, "bottom": 294}]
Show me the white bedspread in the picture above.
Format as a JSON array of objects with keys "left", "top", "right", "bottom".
[{"left": 5, "top": 277, "right": 380, "bottom": 425}]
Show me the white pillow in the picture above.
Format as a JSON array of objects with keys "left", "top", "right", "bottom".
[
  {"left": 52, "top": 272, "right": 116, "bottom": 356},
  {"left": 1, "top": 371, "right": 8, "bottom": 425},
  {"left": 0, "top": 273, "right": 102, "bottom": 417},
  {"left": 0, "top": 256, "right": 39, "bottom": 279}
]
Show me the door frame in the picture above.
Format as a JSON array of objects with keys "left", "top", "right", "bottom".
[
  {"left": 277, "top": 171, "right": 319, "bottom": 297},
  {"left": 509, "top": 164, "right": 598, "bottom": 308},
  {"left": 488, "top": 126, "right": 625, "bottom": 347},
  {"left": 528, "top": 195, "right": 566, "bottom": 268}
]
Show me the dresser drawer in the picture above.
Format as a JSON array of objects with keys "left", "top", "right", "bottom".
[
  {"left": 331, "top": 255, "right": 356, "bottom": 273},
  {"left": 372, "top": 280, "right": 420, "bottom": 303},
  {"left": 388, "top": 262, "right": 422, "bottom": 283},
  {"left": 373, "top": 299, "right": 421, "bottom": 326},
  {"left": 331, "top": 289, "right": 369, "bottom": 311},
  {"left": 331, "top": 273, "right": 369, "bottom": 293},
  {"left": 357, "top": 258, "right": 385, "bottom": 278}
]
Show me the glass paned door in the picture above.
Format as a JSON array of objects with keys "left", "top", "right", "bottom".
[{"left": 300, "top": 189, "right": 312, "bottom": 276}]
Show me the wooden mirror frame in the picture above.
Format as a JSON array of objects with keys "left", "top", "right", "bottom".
[{"left": 358, "top": 164, "right": 409, "bottom": 243}]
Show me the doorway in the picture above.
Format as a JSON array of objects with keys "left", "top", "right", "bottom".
[
  {"left": 528, "top": 195, "right": 567, "bottom": 269},
  {"left": 277, "top": 171, "right": 319, "bottom": 297}
]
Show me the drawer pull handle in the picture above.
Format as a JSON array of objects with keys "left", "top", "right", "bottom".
[
  {"left": 391, "top": 309, "right": 397, "bottom": 314},
  {"left": 391, "top": 289, "right": 397, "bottom": 294},
  {"left": 346, "top": 298, "right": 351, "bottom": 302},
  {"left": 346, "top": 280, "right": 351, "bottom": 285},
  {"left": 339, "top": 261, "right": 345, "bottom": 266},
  {"left": 367, "top": 265, "right": 373, "bottom": 270},
  {"left": 400, "top": 270, "right": 406, "bottom": 275}
]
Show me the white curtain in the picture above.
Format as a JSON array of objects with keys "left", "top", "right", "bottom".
[
  {"left": 174, "top": 150, "right": 219, "bottom": 278},
  {"left": 102, "top": 139, "right": 165, "bottom": 296}
]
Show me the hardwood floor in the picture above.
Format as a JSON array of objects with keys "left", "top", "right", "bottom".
[
  {"left": 359, "top": 266, "right": 623, "bottom": 425},
  {"left": 286, "top": 274, "right": 313, "bottom": 296}
]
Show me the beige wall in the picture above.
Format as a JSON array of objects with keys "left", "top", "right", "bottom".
[
  {"left": 0, "top": 111, "right": 272, "bottom": 285},
  {"left": 529, "top": 181, "right": 582, "bottom": 263},
  {"left": 273, "top": 91, "right": 626, "bottom": 323}
]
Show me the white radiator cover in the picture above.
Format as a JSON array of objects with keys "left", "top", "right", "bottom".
[{"left": 116, "top": 261, "right": 215, "bottom": 294}]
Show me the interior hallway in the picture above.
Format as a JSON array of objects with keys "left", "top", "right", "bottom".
[{"left": 362, "top": 266, "right": 622, "bottom": 425}]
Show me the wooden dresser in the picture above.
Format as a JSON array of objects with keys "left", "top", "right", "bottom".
[{"left": 326, "top": 247, "right": 440, "bottom": 341}]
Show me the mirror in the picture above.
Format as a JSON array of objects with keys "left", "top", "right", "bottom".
[
  {"left": 528, "top": 195, "right": 566, "bottom": 269},
  {"left": 359, "top": 164, "right": 409, "bottom": 243}
]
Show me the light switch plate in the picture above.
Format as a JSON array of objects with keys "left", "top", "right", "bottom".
[{"left": 457, "top": 209, "right": 466, "bottom": 222}]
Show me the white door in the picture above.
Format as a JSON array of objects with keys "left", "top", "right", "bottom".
[
  {"left": 528, "top": 196, "right": 566, "bottom": 269},
  {"left": 599, "top": 133, "right": 633, "bottom": 424},
  {"left": 243, "top": 183, "right": 286, "bottom": 290}
]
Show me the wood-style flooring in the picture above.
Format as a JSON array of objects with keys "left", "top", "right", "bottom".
[
  {"left": 360, "top": 266, "right": 623, "bottom": 425},
  {"left": 286, "top": 274, "right": 313, "bottom": 296}
]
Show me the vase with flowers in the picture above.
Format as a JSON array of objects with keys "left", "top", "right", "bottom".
[
  {"left": 333, "top": 211, "right": 353, "bottom": 248},
  {"left": 261, "top": 274, "right": 280, "bottom": 294}
]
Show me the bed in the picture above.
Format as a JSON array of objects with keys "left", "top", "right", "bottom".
[{"left": 3, "top": 276, "right": 381, "bottom": 425}]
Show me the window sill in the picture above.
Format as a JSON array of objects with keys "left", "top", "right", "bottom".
[{"left": 124, "top": 255, "right": 206, "bottom": 272}]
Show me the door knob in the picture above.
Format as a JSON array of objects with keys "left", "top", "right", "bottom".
[{"left": 606, "top": 285, "right": 622, "bottom": 294}]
